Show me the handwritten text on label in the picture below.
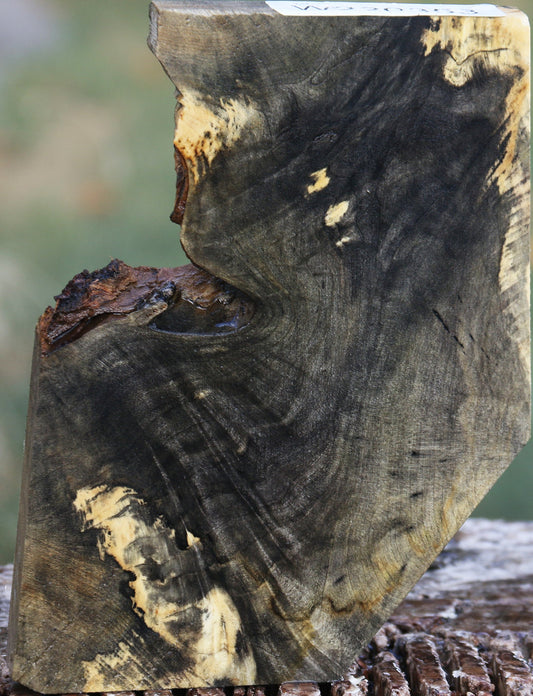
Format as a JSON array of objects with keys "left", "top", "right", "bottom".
[{"left": 266, "top": 2, "right": 505, "bottom": 17}]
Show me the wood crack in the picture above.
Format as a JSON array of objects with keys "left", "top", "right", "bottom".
[
  {"left": 443, "top": 46, "right": 509, "bottom": 67},
  {"left": 431, "top": 309, "right": 465, "bottom": 351}
]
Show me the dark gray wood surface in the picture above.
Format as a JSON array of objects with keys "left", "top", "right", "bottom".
[
  {"left": 3, "top": 520, "right": 533, "bottom": 696},
  {"left": 8, "top": 2, "right": 530, "bottom": 692}
]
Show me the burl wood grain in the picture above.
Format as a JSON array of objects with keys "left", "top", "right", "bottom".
[{"left": 8, "top": 2, "right": 530, "bottom": 693}]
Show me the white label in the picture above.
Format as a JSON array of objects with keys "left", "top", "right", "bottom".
[{"left": 266, "top": 2, "right": 505, "bottom": 16}]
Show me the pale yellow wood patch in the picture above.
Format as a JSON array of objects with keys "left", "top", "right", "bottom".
[
  {"left": 80, "top": 640, "right": 156, "bottom": 692},
  {"left": 174, "top": 90, "right": 264, "bottom": 184},
  {"left": 307, "top": 168, "right": 330, "bottom": 194},
  {"left": 325, "top": 201, "right": 349, "bottom": 227},
  {"left": 186, "top": 528, "right": 201, "bottom": 546},
  {"left": 336, "top": 236, "right": 353, "bottom": 248},
  {"left": 421, "top": 13, "right": 529, "bottom": 89},
  {"left": 74, "top": 485, "right": 256, "bottom": 689}
]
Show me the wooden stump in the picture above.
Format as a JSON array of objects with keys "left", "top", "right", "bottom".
[
  {"left": 3, "top": 519, "right": 533, "bottom": 695},
  {"left": 7, "top": 2, "right": 530, "bottom": 693}
]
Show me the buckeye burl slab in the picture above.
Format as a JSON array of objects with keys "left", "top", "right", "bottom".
[{"left": 8, "top": 2, "right": 530, "bottom": 693}]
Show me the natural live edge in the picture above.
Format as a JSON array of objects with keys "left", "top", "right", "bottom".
[
  {"left": 171, "top": 145, "right": 190, "bottom": 225},
  {"left": 9, "top": 2, "right": 530, "bottom": 693},
  {"left": 37, "top": 259, "right": 255, "bottom": 356}
]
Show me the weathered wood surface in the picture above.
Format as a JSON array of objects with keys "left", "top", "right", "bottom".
[
  {"left": 8, "top": 1, "right": 530, "bottom": 692},
  {"left": 3, "top": 520, "right": 533, "bottom": 696}
]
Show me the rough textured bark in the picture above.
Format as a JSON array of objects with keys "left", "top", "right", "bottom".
[
  {"left": 3, "top": 520, "right": 533, "bottom": 696},
  {"left": 8, "top": 2, "right": 530, "bottom": 693}
]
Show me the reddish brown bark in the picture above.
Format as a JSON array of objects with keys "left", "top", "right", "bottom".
[
  {"left": 170, "top": 145, "right": 189, "bottom": 225},
  {"left": 37, "top": 259, "right": 254, "bottom": 356}
]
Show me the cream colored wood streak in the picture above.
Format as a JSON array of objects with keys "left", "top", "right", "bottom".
[
  {"left": 325, "top": 201, "right": 350, "bottom": 227},
  {"left": 73, "top": 485, "right": 256, "bottom": 689},
  {"left": 307, "top": 168, "right": 330, "bottom": 194},
  {"left": 174, "top": 90, "right": 264, "bottom": 184}
]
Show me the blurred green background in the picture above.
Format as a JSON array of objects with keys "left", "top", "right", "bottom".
[{"left": 0, "top": 0, "right": 531, "bottom": 564}]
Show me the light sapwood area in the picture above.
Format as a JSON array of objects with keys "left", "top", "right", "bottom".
[
  {"left": 8, "top": 2, "right": 531, "bottom": 692},
  {"left": 3, "top": 520, "right": 533, "bottom": 695}
]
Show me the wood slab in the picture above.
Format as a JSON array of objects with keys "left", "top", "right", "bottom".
[{"left": 8, "top": 2, "right": 530, "bottom": 693}]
